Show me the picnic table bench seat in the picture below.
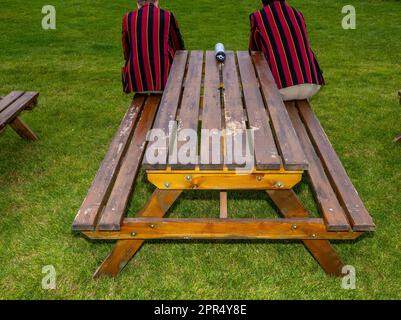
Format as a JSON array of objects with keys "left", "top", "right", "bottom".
[
  {"left": 0, "top": 91, "right": 40, "bottom": 141},
  {"left": 72, "top": 50, "right": 374, "bottom": 278}
]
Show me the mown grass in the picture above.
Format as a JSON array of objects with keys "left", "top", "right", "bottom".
[{"left": 1, "top": 0, "right": 401, "bottom": 299}]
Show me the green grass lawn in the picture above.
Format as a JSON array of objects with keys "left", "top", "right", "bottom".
[{"left": 1, "top": 0, "right": 401, "bottom": 299}]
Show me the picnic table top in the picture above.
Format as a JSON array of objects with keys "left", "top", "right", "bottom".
[{"left": 142, "top": 50, "right": 308, "bottom": 172}]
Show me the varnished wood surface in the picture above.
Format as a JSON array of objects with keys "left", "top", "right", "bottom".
[
  {"left": 296, "top": 100, "right": 375, "bottom": 231},
  {"left": 72, "top": 95, "right": 148, "bottom": 231},
  {"left": 144, "top": 50, "right": 307, "bottom": 171},
  {"left": 98, "top": 96, "right": 161, "bottom": 231},
  {"left": 84, "top": 217, "right": 362, "bottom": 240},
  {"left": 285, "top": 101, "right": 350, "bottom": 231}
]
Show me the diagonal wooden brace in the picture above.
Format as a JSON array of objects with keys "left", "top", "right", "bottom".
[
  {"left": 92, "top": 189, "right": 182, "bottom": 278},
  {"left": 266, "top": 189, "right": 345, "bottom": 277},
  {"left": 10, "top": 117, "right": 38, "bottom": 141}
]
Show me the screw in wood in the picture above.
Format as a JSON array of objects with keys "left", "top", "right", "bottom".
[
  {"left": 291, "top": 224, "right": 297, "bottom": 230},
  {"left": 131, "top": 232, "right": 136, "bottom": 236},
  {"left": 256, "top": 176, "right": 263, "bottom": 181},
  {"left": 185, "top": 175, "right": 192, "bottom": 181},
  {"left": 275, "top": 181, "right": 284, "bottom": 188},
  {"left": 149, "top": 224, "right": 155, "bottom": 229},
  {"left": 164, "top": 182, "right": 171, "bottom": 188}
]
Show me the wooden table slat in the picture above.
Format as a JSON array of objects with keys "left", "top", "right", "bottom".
[
  {"left": 200, "top": 51, "right": 224, "bottom": 169},
  {"left": 237, "top": 51, "right": 281, "bottom": 170},
  {"left": 222, "top": 51, "right": 248, "bottom": 169},
  {"left": 0, "top": 92, "right": 38, "bottom": 129},
  {"left": 142, "top": 50, "right": 189, "bottom": 169},
  {"left": 251, "top": 52, "right": 308, "bottom": 170},
  {"left": 0, "top": 91, "right": 25, "bottom": 113},
  {"left": 170, "top": 50, "right": 203, "bottom": 169}
]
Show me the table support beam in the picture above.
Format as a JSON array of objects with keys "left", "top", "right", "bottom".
[
  {"left": 9, "top": 116, "right": 38, "bottom": 141},
  {"left": 93, "top": 189, "right": 182, "bottom": 278},
  {"left": 220, "top": 192, "right": 228, "bottom": 219},
  {"left": 266, "top": 190, "right": 346, "bottom": 277},
  {"left": 85, "top": 218, "right": 361, "bottom": 241}
]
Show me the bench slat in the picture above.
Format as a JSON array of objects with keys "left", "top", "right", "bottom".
[
  {"left": 98, "top": 95, "right": 161, "bottom": 231},
  {"left": 296, "top": 100, "right": 375, "bottom": 231},
  {"left": 286, "top": 101, "right": 350, "bottom": 231},
  {"left": 0, "top": 91, "right": 25, "bottom": 113},
  {"left": 0, "top": 92, "right": 38, "bottom": 130},
  {"left": 237, "top": 51, "right": 281, "bottom": 170},
  {"left": 72, "top": 95, "right": 146, "bottom": 231},
  {"left": 223, "top": 51, "right": 248, "bottom": 169},
  {"left": 170, "top": 50, "right": 203, "bottom": 169},
  {"left": 252, "top": 52, "right": 308, "bottom": 171},
  {"left": 200, "top": 51, "right": 224, "bottom": 169},
  {"left": 143, "top": 50, "right": 188, "bottom": 169}
]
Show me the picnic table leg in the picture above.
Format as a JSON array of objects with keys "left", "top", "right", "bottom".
[
  {"left": 266, "top": 189, "right": 344, "bottom": 277},
  {"left": 9, "top": 117, "right": 38, "bottom": 141},
  {"left": 93, "top": 189, "right": 182, "bottom": 278}
]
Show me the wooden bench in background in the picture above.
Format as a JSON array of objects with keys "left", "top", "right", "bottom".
[
  {"left": 0, "top": 91, "right": 40, "bottom": 141},
  {"left": 394, "top": 90, "right": 401, "bottom": 143}
]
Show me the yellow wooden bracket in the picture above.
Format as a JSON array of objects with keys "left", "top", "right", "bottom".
[{"left": 147, "top": 167, "right": 303, "bottom": 190}]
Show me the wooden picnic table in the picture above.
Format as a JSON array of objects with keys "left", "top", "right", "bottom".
[
  {"left": 0, "top": 91, "right": 39, "bottom": 141},
  {"left": 72, "top": 50, "right": 375, "bottom": 278}
]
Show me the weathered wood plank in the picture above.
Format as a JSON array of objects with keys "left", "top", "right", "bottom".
[
  {"left": 98, "top": 95, "right": 161, "bottom": 231},
  {"left": 171, "top": 50, "right": 203, "bottom": 169},
  {"left": 85, "top": 217, "right": 362, "bottom": 240},
  {"left": 72, "top": 95, "right": 146, "bottom": 231},
  {"left": 200, "top": 51, "right": 224, "bottom": 169},
  {"left": 266, "top": 189, "right": 345, "bottom": 276},
  {"left": 237, "top": 51, "right": 281, "bottom": 170},
  {"left": 296, "top": 99, "right": 375, "bottom": 231},
  {"left": 285, "top": 101, "right": 350, "bottom": 231},
  {"left": 223, "top": 51, "right": 248, "bottom": 169},
  {"left": 0, "top": 92, "right": 39, "bottom": 130},
  {"left": 143, "top": 50, "right": 189, "bottom": 169},
  {"left": 251, "top": 52, "right": 307, "bottom": 170},
  {"left": 0, "top": 91, "right": 25, "bottom": 113}
]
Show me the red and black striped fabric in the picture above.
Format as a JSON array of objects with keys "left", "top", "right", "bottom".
[
  {"left": 249, "top": 1, "right": 324, "bottom": 89},
  {"left": 122, "top": 3, "right": 185, "bottom": 93}
]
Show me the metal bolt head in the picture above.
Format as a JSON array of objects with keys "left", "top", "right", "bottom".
[
  {"left": 275, "top": 181, "right": 284, "bottom": 188},
  {"left": 291, "top": 224, "right": 297, "bottom": 230},
  {"left": 256, "top": 176, "right": 263, "bottom": 182},
  {"left": 311, "top": 233, "right": 317, "bottom": 238},
  {"left": 185, "top": 175, "right": 192, "bottom": 181},
  {"left": 131, "top": 232, "right": 136, "bottom": 236},
  {"left": 150, "top": 224, "right": 156, "bottom": 229},
  {"left": 164, "top": 182, "right": 171, "bottom": 188}
]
